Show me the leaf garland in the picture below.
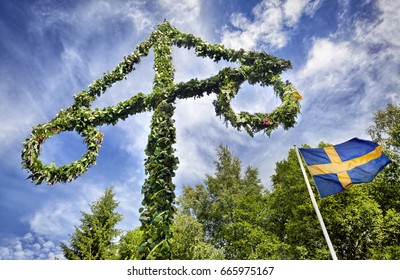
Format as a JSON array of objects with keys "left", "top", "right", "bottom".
[{"left": 21, "top": 20, "right": 301, "bottom": 259}]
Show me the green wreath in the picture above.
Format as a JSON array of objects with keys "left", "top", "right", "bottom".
[{"left": 21, "top": 116, "right": 103, "bottom": 185}]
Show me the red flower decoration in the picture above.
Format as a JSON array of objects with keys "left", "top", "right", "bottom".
[{"left": 262, "top": 118, "right": 270, "bottom": 126}]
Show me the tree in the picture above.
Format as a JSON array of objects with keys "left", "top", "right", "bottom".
[
  {"left": 117, "top": 228, "right": 142, "bottom": 260},
  {"left": 118, "top": 102, "right": 400, "bottom": 259},
  {"left": 366, "top": 103, "right": 400, "bottom": 213},
  {"left": 319, "top": 188, "right": 384, "bottom": 260},
  {"left": 116, "top": 213, "right": 224, "bottom": 260},
  {"left": 367, "top": 103, "right": 400, "bottom": 153},
  {"left": 169, "top": 212, "right": 224, "bottom": 260},
  {"left": 60, "top": 187, "right": 123, "bottom": 260},
  {"left": 365, "top": 103, "right": 400, "bottom": 259},
  {"left": 179, "top": 145, "right": 269, "bottom": 259},
  {"left": 267, "top": 147, "right": 330, "bottom": 259},
  {"left": 370, "top": 209, "right": 400, "bottom": 259}
]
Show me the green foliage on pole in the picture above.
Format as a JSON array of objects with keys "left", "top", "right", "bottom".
[{"left": 21, "top": 21, "right": 301, "bottom": 259}]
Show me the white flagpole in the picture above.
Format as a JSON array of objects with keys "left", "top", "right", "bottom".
[{"left": 294, "top": 145, "right": 338, "bottom": 260}]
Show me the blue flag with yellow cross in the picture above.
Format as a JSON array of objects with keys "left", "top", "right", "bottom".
[{"left": 299, "top": 138, "right": 391, "bottom": 198}]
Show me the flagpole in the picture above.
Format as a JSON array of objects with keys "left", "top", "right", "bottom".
[{"left": 294, "top": 145, "right": 338, "bottom": 260}]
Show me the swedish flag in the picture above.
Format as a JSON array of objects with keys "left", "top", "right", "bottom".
[{"left": 299, "top": 138, "right": 391, "bottom": 198}]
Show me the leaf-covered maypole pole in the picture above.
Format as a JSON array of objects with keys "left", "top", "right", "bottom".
[
  {"left": 139, "top": 23, "right": 179, "bottom": 259},
  {"left": 21, "top": 21, "right": 302, "bottom": 259}
]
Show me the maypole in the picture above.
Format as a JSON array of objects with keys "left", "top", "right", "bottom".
[{"left": 21, "top": 21, "right": 302, "bottom": 259}]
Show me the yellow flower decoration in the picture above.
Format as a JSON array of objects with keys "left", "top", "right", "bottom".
[{"left": 293, "top": 91, "right": 303, "bottom": 100}]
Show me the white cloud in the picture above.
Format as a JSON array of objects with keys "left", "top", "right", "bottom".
[
  {"left": 298, "top": 0, "right": 400, "bottom": 100},
  {"left": 0, "top": 232, "right": 62, "bottom": 260},
  {"left": 283, "top": 0, "right": 310, "bottom": 27},
  {"left": 0, "top": 247, "right": 11, "bottom": 259},
  {"left": 124, "top": 1, "right": 155, "bottom": 32},
  {"left": 158, "top": 0, "right": 201, "bottom": 25},
  {"left": 21, "top": 178, "right": 141, "bottom": 256},
  {"left": 353, "top": 0, "right": 400, "bottom": 65},
  {"left": 110, "top": 175, "right": 145, "bottom": 230},
  {"left": 377, "top": 0, "right": 400, "bottom": 47},
  {"left": 298, "top": 39, "right": 366, "bottom": 92},
  {"left": 156, "top": 0, "right": 213, "bottom": 38},
  {"left": 174, "top": 96, "right": 224, "bottom": 184},
  {"left": 221, "top": 0, "right": 323, "bottom": 49},
  {"left": 28, "top": 201, "right": 83, "bottom": 238},
  {"left": 25, "top": 180, "right": 117, "bottom": 241},
  {"left": 295, "top": 0, "right": 400, "bottom": 146},
  {"left": 31, "top": 0, "right": 155, "bottom": 35}
]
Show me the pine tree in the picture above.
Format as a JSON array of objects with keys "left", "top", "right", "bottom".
[{"left": 60, "top": 187, "right": 123, "bottom": 260}]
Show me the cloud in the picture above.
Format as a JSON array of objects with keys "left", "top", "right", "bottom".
[
  {"left": 0, "top": 232, "right": 62, "bottom": 260},
  {"left": 24, "top": 178, "right": 141, "bottom": 247},
  {"left": 28, "top": 198, "right": 85, "bottom": 238},
  {"left": 284, "top": 0, "right": 322, "bottom": 26},
  {"left": 30, "top": 0, "right": 155, "bottom": 35},
  {"left": 158, "top": 0, "right": 201, "bottom": 25},
  {"left": 155, "top": 0, "right": 215, "bottom": 39},
  {"left": 221, "top": 0, "right": 323, "bottom": 49},
  {"left": 174, "top": 96, "right": 225, "bottom": 185},
  {"left": 295, "top": 0, "right": 400, "bottom": 145},
  {"left": 298, "top": 39, "right": 365, "bottom": 91},
  {"left": 298, "top": 0, "right": 400, "bottom": 101}
]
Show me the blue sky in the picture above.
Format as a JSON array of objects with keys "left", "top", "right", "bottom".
[{"left": 0, "top": 0, "right": 399, "bottom": 259}]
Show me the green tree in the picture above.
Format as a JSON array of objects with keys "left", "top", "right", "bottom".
[
  {"left": 248, "top": 232, "right": 292, "bottom": 260},
  {"left": 179, "top": 145, "right": 271, "bottom": 259},
  {"left": 60, "top": 187, "right": 123, "bottom": 260},
  {"left": 320, "top": 188, "right": 384, "bottom": 260},
  {"left": 118, "top": 228, "right": 142, "bottom": 260},
  {"left": 365, "top": 103, "right": 400, "bottom": 258},
  {"left": 370, "top": 209, "right": 400, "bottom": 259},
  {"left": 170, "top": 212, "right": 224, "bottom": 260},
  {"left": 367, "top": 103, "right": 400, "bottom": 152},
  {"left": 116, "top": 213, "right": 224, "bottom": 260},
  {"left": 267, "top": 147, "right": 330, "bottom": 259},
  {"left": 366, "top": 103, "right": 400, "bottom": 213}
]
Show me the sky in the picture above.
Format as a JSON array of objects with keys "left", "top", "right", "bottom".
[{"left": 0, "top": 0, "right": 399, "bottom": 260}]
